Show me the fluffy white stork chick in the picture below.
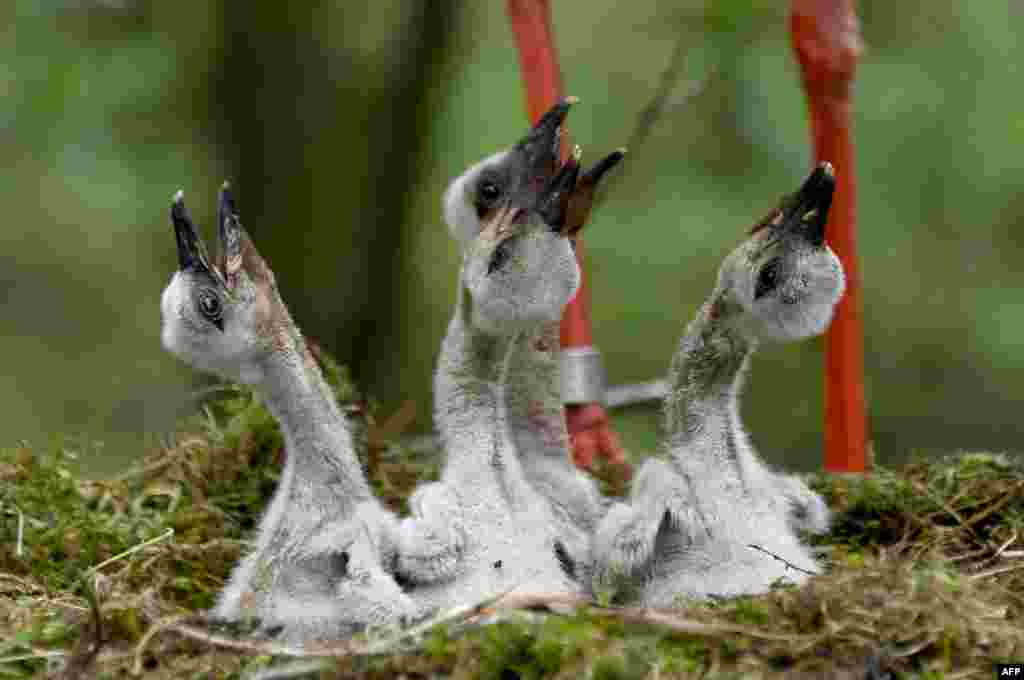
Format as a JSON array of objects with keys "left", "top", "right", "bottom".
[
  {"left": 395, "top": 99, "right": 604, "bottom": 608},
  {"left": 444, "top": 132, "right": 627, "bottom": 589},
  {"left": 160, "top": 185, "right": 418, "bottom": 644},
  {"left": 593, "top": 164, "right": 843, "bottom": 607}
]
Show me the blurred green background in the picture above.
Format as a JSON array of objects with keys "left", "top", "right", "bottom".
[{"left": 3, "top": 1, "right": 1022, "bottom": 476}]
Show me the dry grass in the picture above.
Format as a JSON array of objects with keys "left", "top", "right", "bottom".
[{"left": 1, "top": 361, "right": 1022, "bottom": 679}]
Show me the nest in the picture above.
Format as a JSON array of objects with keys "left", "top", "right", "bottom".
[{"left": 1, "top": 363, "right": 1021, "bottom": 679}]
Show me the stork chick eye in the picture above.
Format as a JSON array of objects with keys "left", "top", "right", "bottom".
[
  {"left": 479, "top": 180, "right": 502, "bottom": 204},
  {"left": 754, "top": 258, "right": 782, "bottom": 300},
  {"left": 197, "top": 289, "right": 223, "bottom": 322}
]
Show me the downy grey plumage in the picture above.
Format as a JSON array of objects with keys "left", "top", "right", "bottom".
[
  {"left": 393, "top": 100, "right": 603, "bottom": 609},
  {"left": 160, "top": 185, "right": 418, "bottom": 644},
  {"left": 484, "top": 148, "right": 627, "bottom": 590},
  {"left": 593, "top": 164, "right": 842, "bottom": 607}
]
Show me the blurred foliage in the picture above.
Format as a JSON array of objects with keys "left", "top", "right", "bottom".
[{"left": 1, "top": 1, "right": 1023, "bottom": 474}]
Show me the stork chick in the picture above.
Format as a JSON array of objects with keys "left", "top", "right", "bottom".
[
  {"left": 161, "top": 185, "right": 417, "bottom": 644},
  {"left": 394, "top": 100, "right": 618, "bottom": 609},
  {"left": 593, "top": 164, "right": 843, "bottom": 606},
  {"left": 461, "top": 147, "right": 627, "bottom": 590}
]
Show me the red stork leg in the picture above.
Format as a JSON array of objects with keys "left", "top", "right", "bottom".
[
  {"left": 791, "top": 0, "right": 868, "bottom": 473},
  {"left": 507, "top": 0, "right": 632, "bottom": 479}
]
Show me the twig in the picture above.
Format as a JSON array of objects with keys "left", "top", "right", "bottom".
[
  {"left": 992, "top": 530, "right": 1020, "bottom": 559},
  {"left": 0, "top": 651, "right": 66, "bottom": 664},
  {"left": 911, "top": 480, "right": 979, "bottom": 541},
  {"left": 88, "top": 528, "right": 174, "bottom": 574},
  {"left": 15, "top": 504, "right": 24, "bottom": 558},
  {"left": 66, "top": 570, "right": 106, "bottom": 676},
  {"left": 602, "top": 606, "right": 814, "bottom": 643},
  {"left": 0, "top": 572, "right": 44, "bottom": 594},
  {"left": 485, "top": 591, "right": 591, "bottom": 611},
  {"left": 133, "top": 583, "right": 527, "bottom": 667},
  {"left": 949, "top": 545, "right": 990, "bottom": 563},
  {"left": 170, "top": 618, "right": 367, "bottom": 657},
  {"left": 132, "top": 614, "right": 210, "bottom": 675},
  {"left": 246, "top": 660, "right": 329, "bottom": 680},
  {"left": 131, "top": 587, "right": 823, "bottom": 672},
  {"left": 969, "top": 562, "right": 1024, "bottom": 582},
  {"left": 889, "top": 634, "right": 936, "bottom": 658},
  {"left": 366, "top": 581, "right": 528, "bottom": 654},
  {"left": 474, "top": 592, "right": 817, "bottom": 643},
  {"left": 966, "top": 482, "right": 1024, "bottom": 528},
  {"left": 595, "top": 32, "right": 713, "bottom": 210},
  {"left": 747, "top": 544, "right": 819, "bottom": 576},
  {"left": 622, "top": 35, "right": 689, "bottom": 150}
]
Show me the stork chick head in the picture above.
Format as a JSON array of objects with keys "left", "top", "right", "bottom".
[
  {"left": 161, "top": 183, "right": 284, "bottom": 385},
  {"left": 443, "top": 98, "right": 625, "bottom": 335},
  {"left": 716, "top": 163, "right": 846, "bottom": 342}
]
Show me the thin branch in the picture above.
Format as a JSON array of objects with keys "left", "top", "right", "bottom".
[
  {"left": 970, "top": 562, "right": 1024, "bottom": 582},
  {"left": 88, "top": 528, "right": 175, "bottom": 574},
  {"left": 14, "top": 504, "right": 23, "bottom": 558},
  {"left": 246, "top": 660, "right": 329, "bottom": 680},
  {"left": 911, "top": 481, "right": 980, "bottom": 542},
  {"left": 0, "top": 572, "right": 44, "bottom": 594},
  {"left": 58, "top": 572, "right": 106, "bottom": 680},
  {"left": 991, "top": 529, "right": 1020, "bottom": 560},
  {"left": 967, "top": 481, "right": 1024, "bottom": 528},
  {"left": 132, "top": 584, "right": 526, "bottom": 667},
  {"left": 131, "top": 584, "right": 818, "bottom": 671},
  {"left": 747, "top": 543, "right": 820, "bottom": 577},
  {"left": 0, "top": 651, "right": 66, "bottom": 664},
  {"left": 133, "top": 614, "right": 215, "bottom": 675},
  {"left": 622, "top": 36, "right": 693, "bottom": 153},
  {"left": 473, "top": 592, "right": 817, "bottom": 643},
  {"left": 594, "top": 31, "right": 713, "bottom": 209}
]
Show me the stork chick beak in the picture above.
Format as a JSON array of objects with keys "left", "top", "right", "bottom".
[
  {"left": 515, "top": 96, "right": 579, "bottom": 179},
  {"left": 171, "top": 190, "right": 214, "bottom": 275},
  {"left": 480, "top": 98, "right": 581, "bottom": 240},
  {"left": 538, "top": 146, "right": 582, "bottom": 232},
  {"left": 563, "top": 148, "right": 627, "bottom": 236},
  {"left": 782, "top": 161, "right": 835, "bottom": 246},
  {"left": 217, "top": 181, "right": 243, "bottom": 289}
]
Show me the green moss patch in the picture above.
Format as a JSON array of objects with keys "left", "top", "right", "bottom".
[{"left": 1, "top": 356, "right": 1021, "bottom": 678}]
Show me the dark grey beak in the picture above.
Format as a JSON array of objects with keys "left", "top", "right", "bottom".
[
  {"left": 563, "top": 149, "right": 627, "bottom": 236},
  {"left": 217, "top": 181, "right": 243, "bottom": 288},
  {"left": 537, "top": 150, "right": 581, "bottom": 231},
  {"left": 514, "top": 96, "right": 577, "bottom": 180},
  {"left": 171, "top": 190, "right": 214, "bottom": 274},
  {"left": 783, "top": 162, "right": 835, "bottom": 246}
]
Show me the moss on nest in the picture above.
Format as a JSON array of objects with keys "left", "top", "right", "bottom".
[{"left": 1, "top": 355, "right": 1022, "bottom": 678}]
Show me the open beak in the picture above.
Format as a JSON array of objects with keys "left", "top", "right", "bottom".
[
  {"left": 537, "top": 146, "right": 582, "bottom": 231},
  {"left": 514, "top": 96, "right": 578, "bottom": 183},
  {"left": 781, "top": 162, "right": 835, "bottom": 246},
  {"left": 490, "top": 97, "right": 625, "bottom": 239},
  {"left": 479, "top": 97, "right": 579, "bottom": 240},
  {"left": 171, "top": 190, "right": 215, "bottom": 275},
  {"left": 171, "top": 187, "right": 236, "bottom": 290}
]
